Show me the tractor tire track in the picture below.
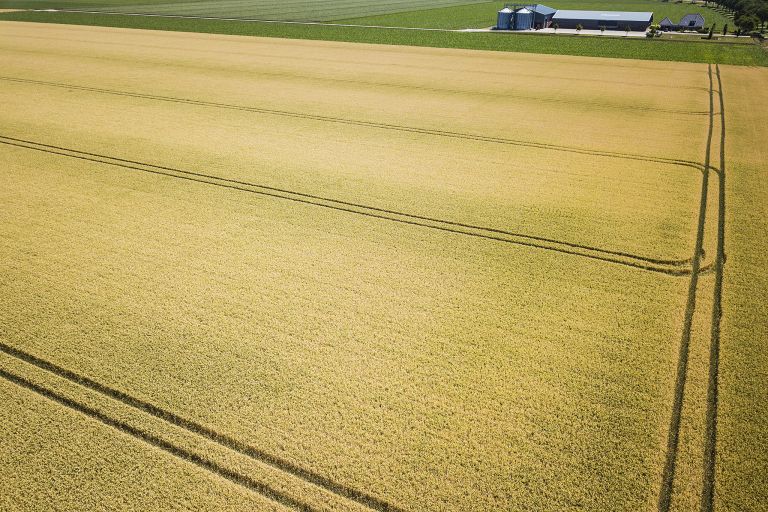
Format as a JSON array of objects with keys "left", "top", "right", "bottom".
[
  {"left": 0, "top": 366, "right": 315, "bottom": 512},
  {"left": 0, "top": 66, "right": 706, "bottom": 116},
  {"left": 1, "top": 136, "right": 697, "bottom": 275},
  {"left": 700, "top": 64, "right": 726, "bottom": 512},
  {"left": 0, "top": 134, "right": 692, "bottom": 267},
  {"left": 0, "top": 76, "right": 705, "bottom": 171},
  {"left": 0, "top": 342, "right": 403, "bottom": 512},
  {"left": 658, "top": 63, "right": 716, "bottom": 512}
]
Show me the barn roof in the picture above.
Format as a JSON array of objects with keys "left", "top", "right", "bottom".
[
  {"left": 525, "top": 4, "right": 557, "bottom": 15},
  {"left": 660, "top": 16, "right": 675, "bottom": 26},
  {"left": 552, "top": 10, "right": 653, "bottom": 22},
  {"left": 679, "top": 13, "right": 705, "bottom": 25}
]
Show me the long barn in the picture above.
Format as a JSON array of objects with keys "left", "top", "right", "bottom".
[{"left": 551, "top": 10, "right": 653, "bottom": 31}]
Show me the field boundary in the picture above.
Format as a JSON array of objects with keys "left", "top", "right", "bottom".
[
  {"left": 2, "top": 11, "right": 765, "bottom": 66},
  {"left": 700, "top": 64, "right": 727, "bottom": 512},
  {"left": 0, "top": 76, "right": 706, "bottom": 171},
  {"left": 0, "top": 341, "right": 401, "bottom": 512},
  {"left": 0, "top": 135, "right": 702, "bottom": 275},
  {"left": 658, "top": 63, "right": 715, "bottom": 512},
  {"left": 0, "top": 366, "right": 316, "bottom": 511}
]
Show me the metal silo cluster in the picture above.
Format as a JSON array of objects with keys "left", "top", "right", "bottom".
[{"left": 496, "top": 5, "right": 535, "bottom": 30}]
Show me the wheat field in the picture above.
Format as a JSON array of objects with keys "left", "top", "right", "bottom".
[{"left": 0, "top": 21, "right": 764, "bottom": 511}]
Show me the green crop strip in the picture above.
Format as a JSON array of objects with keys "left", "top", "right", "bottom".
[
  {"left": 0, "top": 0, "right": 492, "bottom": 21},
  {"left": 340, "top": 0, "right": 732, "bottom": 29}
]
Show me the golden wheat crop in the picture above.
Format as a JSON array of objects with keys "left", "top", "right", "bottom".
[
  {"left": 710, "top": 66, "right": 768, "bottom": 511},
  {"left": 0, "top": 21, "right": 761, "bottom": 512}
]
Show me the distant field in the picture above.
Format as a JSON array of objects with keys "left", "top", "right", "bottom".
[
  {"left": 2, "top": 21, "right": 763, "bottom": 511},
  {"left": 341, "top": 0, "right": 731, "bottom": 30},
  {"left": 0, "top": 0, "right": 490, "bottom": 20},
  {"left": 0, "top": 0, "right": 732, "bottom": 27},
  {"left": 0, "top": 0, "right": 759, "bottom": 65}
]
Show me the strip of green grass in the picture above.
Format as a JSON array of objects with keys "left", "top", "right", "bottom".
[{"left": 1, "top": 10, "right": 766, "bottom": 66}]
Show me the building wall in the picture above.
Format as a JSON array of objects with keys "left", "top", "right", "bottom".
[
  {"left": 552, "top": 18, "right": 651, "bottom": 30},
  {"left": 533, "top": 13, "right": 555, "bottom": 28}
]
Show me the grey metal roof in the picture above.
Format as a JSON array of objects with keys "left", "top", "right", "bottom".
[
  {"left": 679, "top": 13, "right": 705, "bottom": 25},
  {"left": 659, "top": 17, "right": 675, "bottom": 25},
  {"left": 552, "top": 10, "right": 653, "bottom": 22},
  {"left": 525, "top": 4, "right": 557, "bottom": 15}
]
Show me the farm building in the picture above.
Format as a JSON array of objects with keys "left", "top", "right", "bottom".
[
  {"left": 659, "top": 17, "right": 676, "bottom": 30},
  {"left": 551, "top": 10, "right": 653, "bottom": 31},
  {"left": 529, "top": 4, "right": 557, "bottom": 28},
  {"left": 660, "top": 13, "right": 705, "bottom": 31},
  {"left": 496, "top": 4, "right": 556, "bottom": 30},
  {"left": 679, "top": 13, "right": 706, "bottom": 30}
]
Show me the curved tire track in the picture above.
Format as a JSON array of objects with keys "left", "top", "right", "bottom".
[
  {"left": 0, "top": 76, "right": 705, "bottom": 171},
  {"left": 1, "top": 135, "right": 697, "bottom": 275},
  {"left": 0, "top": 69, "right": 708, "bottom": 117}
]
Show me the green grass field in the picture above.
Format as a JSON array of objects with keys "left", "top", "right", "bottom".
[
  {"left": 0, "top": 9, "right": 765, "bottom": 65},
  {"left": 0, "top": 0, "right": 491, "bottom": 20},
  {"left": 0, "top": 0, "right": 732, "bottom": 28},
  {"left": 341, "top": 0, "right": 731, "bottom": 30}
]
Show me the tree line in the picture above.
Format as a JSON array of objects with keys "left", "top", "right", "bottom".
[{"left": 707, "top": 0, "right": 768, "bottom": 34}]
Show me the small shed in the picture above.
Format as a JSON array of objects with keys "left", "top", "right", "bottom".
[{"left": 679, "top": 13, "right": 705, "bottom": 30}]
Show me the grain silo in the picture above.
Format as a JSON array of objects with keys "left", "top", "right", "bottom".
[
  {"left": 496, "top": 7, "right": 514, "bottom": 30},
  {"left": 513, "top": 7, "right": 534, "bottom": 30}
]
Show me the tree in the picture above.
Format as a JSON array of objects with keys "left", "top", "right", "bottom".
[
  {"left": 600, "top": 24, "right": 606, "bottom": 34},
  {"left": 754, "top": 3, "right": 768, "bottom": 30},
  {"left": 708, "top": 23, "right": 716, "bottom": 38},
  {"left": 736, "top": 13, "right": 759, "bottom": 33},
  {"left": 723, "top": 22, "right": 729, "bottom": 35},
  {"left": 576, "top": 23, "right": 583, "bottom": 33},
  {"left": 624, "top": 24, "right": 631, "bottom": 34},
  {"left": 553, "top": 22, "right": 559, "bottom": 32}
]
